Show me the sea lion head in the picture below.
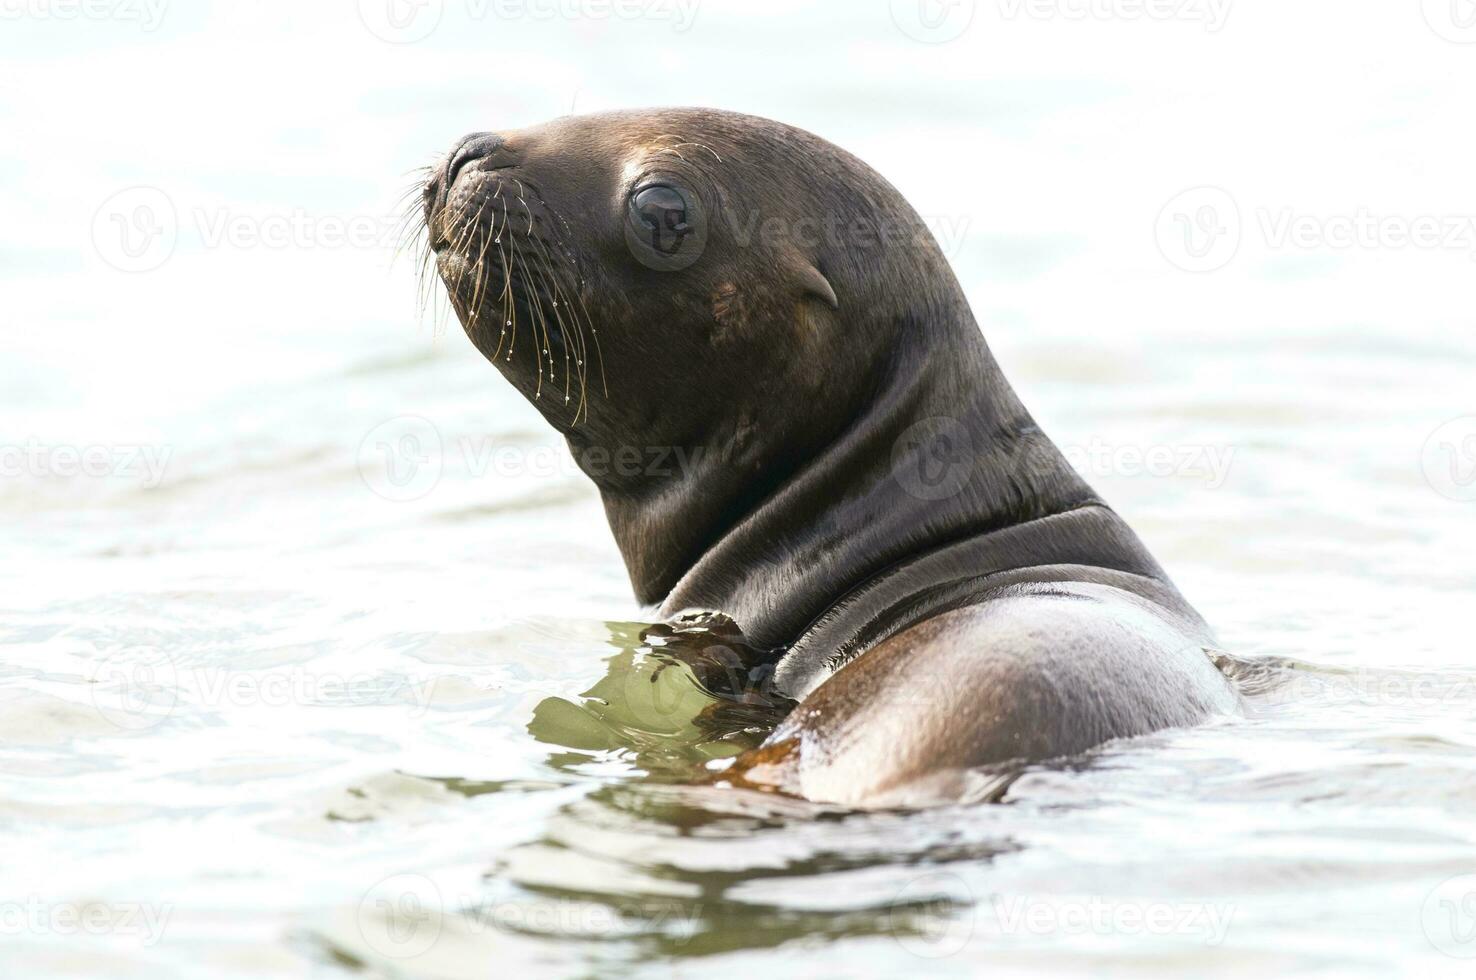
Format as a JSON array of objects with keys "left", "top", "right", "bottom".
[
  {"left": 422, "top": 108, "right": 1090, "bottom": 639},
  {"left": 423, "top": 107, "right": 967, "bottom": 457}
]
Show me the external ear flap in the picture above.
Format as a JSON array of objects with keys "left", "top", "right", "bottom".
[
  {"left": 798, "top": 261, "right": 840, "bottom": 310},
  {"left": 780, "top": 249, "right": 839, "bottom": 311}
]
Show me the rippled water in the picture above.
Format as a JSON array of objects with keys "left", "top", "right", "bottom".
[{"left": 5, "top": 4, "right": 1476, "bottom": 977}]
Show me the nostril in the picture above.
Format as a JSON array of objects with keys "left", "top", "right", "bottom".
[{"left": 447, "top": 132, "right": 507, "bottom": 188}]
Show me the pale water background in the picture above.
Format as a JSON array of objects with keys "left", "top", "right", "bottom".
[{"left": 4, "top": 2, "right": 1476, "bottom": 977}]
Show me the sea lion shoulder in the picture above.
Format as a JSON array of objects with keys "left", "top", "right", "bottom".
[{"left": 729, "top": 584, "right": 1240, "bottom": 806}]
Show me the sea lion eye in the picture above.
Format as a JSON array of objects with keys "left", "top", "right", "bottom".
[
  {"left": 630, "top": 185, "right": 693, "bottom": 256},
  {"left": 624, "top": 182, "right": 706, "bottom": 272}
]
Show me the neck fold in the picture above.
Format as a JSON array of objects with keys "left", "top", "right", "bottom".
[{"left": 618, "top": 316, "right": 1172, "bottom": 654}]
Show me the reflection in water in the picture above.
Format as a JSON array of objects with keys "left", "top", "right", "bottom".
[
  {"left": 527, "top": 615, "right": 794, "bottom": 780},
  {"left": 386, "top": 649, "right": 1476, "bottom": 972},
  {"left": 443, "top": 786, "right": 1021, "bottom": 963},
  {"left": 487, "top": 617, "right": 1023, "bottom": 962}
]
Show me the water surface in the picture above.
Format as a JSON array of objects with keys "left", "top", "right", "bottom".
[{"left": 4, "top": 4, "right": 1475, "bottom": 976}]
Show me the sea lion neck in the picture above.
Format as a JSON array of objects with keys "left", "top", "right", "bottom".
[{"left": 597, "top": 303, "right": 1167, "bottom": 651}]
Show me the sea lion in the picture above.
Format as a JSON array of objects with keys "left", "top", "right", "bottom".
[{"left": 419, "top": 108, "right": 1241, "bottom": 807}]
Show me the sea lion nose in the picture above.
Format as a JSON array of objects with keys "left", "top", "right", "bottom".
[
  {"left": 424, "top": 132, "right": 516, "bottom": 221},
  {"left": 446, "top": 132, "right": 512, "bottom": 187}
]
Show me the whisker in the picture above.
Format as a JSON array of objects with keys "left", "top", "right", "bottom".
[
  {"left": 523, "top": 227, "right": 587, "bottom": 413},
  {"left": 467, "top": 181, "right": 507, "bottom": 318},
  {"left": 509, "top": 239, "right": 557, "bottom": 399},
  {"left": 419, "top": 168, "right": 609, "bottom": 423},
  {"left": 672, "top": 141, "right": 723, "bottom": 164},
  {"left": 651, "top": 134, "right": 723, "bottom": 163}
]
